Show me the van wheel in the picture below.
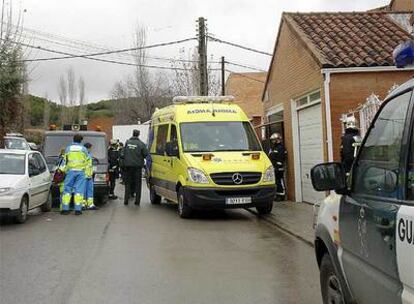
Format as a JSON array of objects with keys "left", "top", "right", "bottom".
[
  {"left": 41, "top": 192, "right": 52, "bottom": 212},
  {"left": 149, "top": 184, "right": 161, "bottom": 205},
  {"left": 15, "top": 196, "right": 29, "bottom": 224},
  {"left": 320, "top": 254, "right": 345, "bottom": 304},
  {"left": 178, "top": 188, "right": 192, "bottom": 218},
  {"left": 256, "top": 201, "right": 273, "bottom": 215}
]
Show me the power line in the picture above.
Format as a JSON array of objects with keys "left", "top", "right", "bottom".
[
  {"left": 208, "top": 35, "right": 272, "bottom": 56},
  {"left": 11, "top": 37, "right": 197, "bottom": 60},
  {"left": 226, "top": 69, "right": 266, "bottom": 83},
  {"left": 225, "top": 60, "right": 267, "bottom": 72},
  {"left": 2, "top": 38, "right": 201, "bottom": 71}
]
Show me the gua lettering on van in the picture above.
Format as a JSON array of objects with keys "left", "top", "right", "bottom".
[{"left": 398, "top": 218, "right": 413, "bottom": 244}]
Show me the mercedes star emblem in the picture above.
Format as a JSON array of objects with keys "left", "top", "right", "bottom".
[{"left": 232, "top": 173, "right": 243, "bottom": 185}]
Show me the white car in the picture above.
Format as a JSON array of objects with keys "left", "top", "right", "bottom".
[
  {"left": 4, "top": 136, "right": 31, "bottom": 151},
  {"left": 0, "top": 149, "right": 52, "bottom": 223}
]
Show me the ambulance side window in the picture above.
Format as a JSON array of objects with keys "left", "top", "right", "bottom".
[
  {"left": 156, "top": 124, "right": 169, "bottom": 155},
  {"left": 353, "top": 91, "right": 411, "bottom": 198}
]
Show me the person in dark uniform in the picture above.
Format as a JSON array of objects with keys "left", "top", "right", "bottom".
[
  {"left": 268, "top": 133, "right": 287, "bottom": 201},
  {"left": 120, "top": 130, "right": 149, "bottom": 205},
  {"left": 108, "top": 139, "right": 120, "bottom": 200},
  {"left": 340, "top": 117, "right": 361, "bottom": 174}
]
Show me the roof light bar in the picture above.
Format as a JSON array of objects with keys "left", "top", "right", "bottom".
[
  {"left": 393, "top": 40, "right": 414, "bottom": 68},
  {"left": 173, "top": 96, "right": 235, "bottom": 104}
]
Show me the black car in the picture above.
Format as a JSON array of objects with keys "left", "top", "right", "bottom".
[{"left": 42, "top": 130, "right": 109, "bottom": 206}]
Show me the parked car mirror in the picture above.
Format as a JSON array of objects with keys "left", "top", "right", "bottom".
[
  {"left": 28, "top": 142, "right": 39, "bottom": 151},
  {"left": 311, "top": 163, "right": 347, "bottom": 193},
  {"left": 166, "top": 141, "right": 179, "bottom": 157}
]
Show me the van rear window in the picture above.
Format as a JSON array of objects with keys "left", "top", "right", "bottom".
[{"left": 44, "top": 135, "right": 107, "bottom": 160}]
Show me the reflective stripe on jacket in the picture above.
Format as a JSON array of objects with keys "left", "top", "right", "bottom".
[{"left": 63, "top": 143, "right": 89, "bottom": 171}]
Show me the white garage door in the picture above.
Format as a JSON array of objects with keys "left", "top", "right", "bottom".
[{"left": 298, "top": 103, "right": 325, "bottom": 204}]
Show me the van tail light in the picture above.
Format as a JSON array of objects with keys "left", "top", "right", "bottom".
[
  {"left": 251, "top": 153, "right": 260, "bottom": 160},
  {"left": 106, "top": 173, "right": 110, "bottom": 183},
  {"left": 202, "top": 154, "right": 214, "bottom": 161}
]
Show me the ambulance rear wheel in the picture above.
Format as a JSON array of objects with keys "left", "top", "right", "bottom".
[
  {"left": 256, "top": 201, "right": 273, "bottom": 215},
  {"left": 178, "top": 188, "right": 192, "bottom": 219},
  {"left": 149, "top": 184, "right": 161, "bottom": 205},
  {"left": 320, "top": 254, "right": 345, "bottom": 304}
]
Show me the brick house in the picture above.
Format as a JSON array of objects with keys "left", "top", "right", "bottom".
[
  {"left": 89, "top": 116, "right": 115, "bottom": 141},
  {"left": 262, "top": 5, "right": 414, "bottom": 203},
  {"left": 225, "top": 72, "right": 267, "bottom": 134},
  {"left": 377, "top": 0, "right": 414, "bottom": 11}
]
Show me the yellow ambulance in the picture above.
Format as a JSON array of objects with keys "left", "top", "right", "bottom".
[{"left": 147, "top": 96, "right": 276, "bottom": 218}]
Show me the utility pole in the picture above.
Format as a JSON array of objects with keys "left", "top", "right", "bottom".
[
  {"left": 221, "top": 56, "right": 225, "bottom": 96},
  {"left": 197, "top": 17, "right": 208, "bottom": 96}
]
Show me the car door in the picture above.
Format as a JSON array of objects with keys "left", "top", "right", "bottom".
[
  {"left": 397, "top": 106, "right": 414, "bottom": 303},
  {"left": 33, "top": 153, "right": 51, "bottom": 205},
  {"left": 339, "top": 90, "right": 413, "bottom": 304},
  {"left": 28, "top": 153, "right": 43, "bottom": 208}
]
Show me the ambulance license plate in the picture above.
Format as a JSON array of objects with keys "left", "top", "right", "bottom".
[{"left": 225, "top": 197, "right": 252, "bottom": 205}]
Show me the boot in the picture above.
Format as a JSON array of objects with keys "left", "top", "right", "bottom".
[
  {"left": 75, "top": 210, "right": 82, "bottom": 215},
  {"left": 60, "top": 210, "right": 70, "bottom": 215}
]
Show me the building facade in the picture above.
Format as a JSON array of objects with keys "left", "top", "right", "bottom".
[{"left": 263, "top": 7, "right": 414, "bottom": 203}]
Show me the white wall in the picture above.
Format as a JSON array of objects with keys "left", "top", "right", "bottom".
[{"left": 112, "top": 124, "right": 149, "bottom": 145}]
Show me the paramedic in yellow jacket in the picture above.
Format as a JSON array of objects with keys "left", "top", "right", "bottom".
[
  {"left": 59, "top": 134, "right": 89, "bottom": 215},
  {"left": 83, "top": 143, "right": 98, "bottom": 210}
]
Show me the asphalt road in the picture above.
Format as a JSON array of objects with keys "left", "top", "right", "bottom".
[{"left": 0, "top": 185, "right": 321, "bottom": 304}]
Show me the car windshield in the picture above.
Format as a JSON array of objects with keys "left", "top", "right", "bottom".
[
  {"left": 43, "top": 135, "right": 107, "bottom": 161},
  {"left": 180, "top": 121, "right": 262, "bottom": 153},
  {"left": 4, "top": 138, "right": 29, "bottom": 150},
  {"left": 0, "top": 154, "right": 25, "bottom": 175}
]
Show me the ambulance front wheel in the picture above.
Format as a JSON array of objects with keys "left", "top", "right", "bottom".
[
  {"left": 149, "top": 184, "right": 161, "bottom": 205},
  {"left": 256, "top": 201, "right": 273, "bottom": 215},
  {"left": 178, "top": 188, "right": 192, "bottom": 219}
]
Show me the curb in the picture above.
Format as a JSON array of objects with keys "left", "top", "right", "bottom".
[{"left": 246, "top": 208, "right": 314, "bottom": 248}]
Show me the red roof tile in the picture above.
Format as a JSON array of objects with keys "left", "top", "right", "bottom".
[{"left": 285, "top": 12, "right": 413, "bottom": 68}]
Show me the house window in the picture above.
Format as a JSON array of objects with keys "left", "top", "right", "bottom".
[{"left": 295, "top": 90, "right": 321, "bottom": 109}]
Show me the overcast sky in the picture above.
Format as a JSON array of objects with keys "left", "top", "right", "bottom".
[{"left": 11, "top": 0, "right": 390, "bottom": 103}]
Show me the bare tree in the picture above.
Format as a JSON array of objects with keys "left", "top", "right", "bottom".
[
  {"left": 78, "top": 76, "right": 85, "bottom": 122},
  {"left": 170, "top": 48, "right": 199, "bottom": 96},
  {"left": 170, "top": 49, "right": 221, "bottom": 96},
  {"left": 0, "top": 1, "right": 26, "bottom": 146},
  {"left": 67, "top": 67, "right": 76, "bottom": 106},
  {"left": 43, "top": 94, "right": 50, "bottom": 129},
  {"left": 58, "top": 75, "right": 67, "bottom": 125},
  {"left": 111, "top": 25, "right": 171, "bottom": 123}
]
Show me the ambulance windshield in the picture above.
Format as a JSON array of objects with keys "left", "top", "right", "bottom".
[{"left": 180, "top": 121, "right": 261, "bottom": 153}]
